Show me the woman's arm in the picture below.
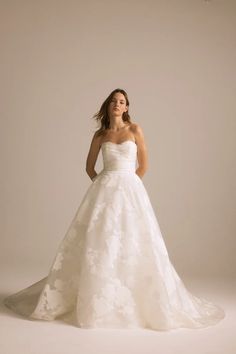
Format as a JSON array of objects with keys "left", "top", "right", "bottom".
[
  {"left": 132, "top": 124, "right": 148, "bottom": 179},
  {"left": 85, "top": 132, "right": 101, "bottom": 181}
]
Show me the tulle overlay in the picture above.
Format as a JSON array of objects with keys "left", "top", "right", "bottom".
[{"left": 3, "top": 141, "right": 225, "bottom": 330}]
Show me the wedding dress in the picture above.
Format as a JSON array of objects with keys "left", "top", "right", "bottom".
[{"left": 3, "top": 140, "right": 225, "bottom": 330}]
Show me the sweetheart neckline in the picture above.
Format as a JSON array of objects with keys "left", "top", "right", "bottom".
[{"left": 101, "top": 140, "right": 137, "bottom": 148}]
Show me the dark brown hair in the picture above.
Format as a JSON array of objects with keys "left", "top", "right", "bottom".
[{"left": 92, "top": 88, "right": 132, "bottom": 136}]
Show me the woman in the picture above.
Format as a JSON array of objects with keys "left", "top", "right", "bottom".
[{"left": 3, "top": 88, "right": 225, "bottom": 331}]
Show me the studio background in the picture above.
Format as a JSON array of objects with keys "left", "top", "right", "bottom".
[{"left": 1, "top": 0, "right": 235, "bottom": 282}]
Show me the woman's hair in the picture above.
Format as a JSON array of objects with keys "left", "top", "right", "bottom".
[{"left": 92, "top": 88, "right": 132, "bottom": 136}]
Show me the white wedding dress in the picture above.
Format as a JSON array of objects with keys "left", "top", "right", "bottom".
[{"left": 3, "top": 140, "right": 225, "bottom": 330}]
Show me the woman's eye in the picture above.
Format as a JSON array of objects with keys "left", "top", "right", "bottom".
[{"left": 111, "top": 100, "right": 124, "bottom": 104}]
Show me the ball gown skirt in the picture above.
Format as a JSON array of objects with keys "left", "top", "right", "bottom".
[{"left": 3, "top": 140, "right": 225, "bottom": 330}]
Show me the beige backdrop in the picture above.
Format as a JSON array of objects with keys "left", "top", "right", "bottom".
[{"left": 0, "top": 0, "right": 235, "bottom": 279}]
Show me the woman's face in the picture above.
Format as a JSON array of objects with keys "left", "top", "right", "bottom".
[{"left": 108, "top": 92, "right": 128, "bottom": 118}]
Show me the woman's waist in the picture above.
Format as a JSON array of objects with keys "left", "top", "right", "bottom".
[
  {"left": 101, "top": 166, "right": 136, "bottom": 175},
  {"left": 102, "top": 167, "right": 136, "bottom": 173},
  {"left": 103, "top": 161, "right": 136, "bottom": 171}
]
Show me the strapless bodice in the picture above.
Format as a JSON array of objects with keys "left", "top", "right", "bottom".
[{"left": 101, "top": 140, "right": 137, "bottom": 172}]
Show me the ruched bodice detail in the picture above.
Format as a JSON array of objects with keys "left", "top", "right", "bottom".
[{"left": 101, "top": 140, "right": 137, "bottom": 172}]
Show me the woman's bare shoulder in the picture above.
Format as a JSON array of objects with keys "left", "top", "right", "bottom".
[
  {"left": 91, "top": 129, "right": 107, "bottom": 145},
  {"left": 129, "top": 122, "right": 143, "bottom": 133}
]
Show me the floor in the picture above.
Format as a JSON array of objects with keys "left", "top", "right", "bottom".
[{"left": 0, "top": 267, "right": 235, "bottom": 354}]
